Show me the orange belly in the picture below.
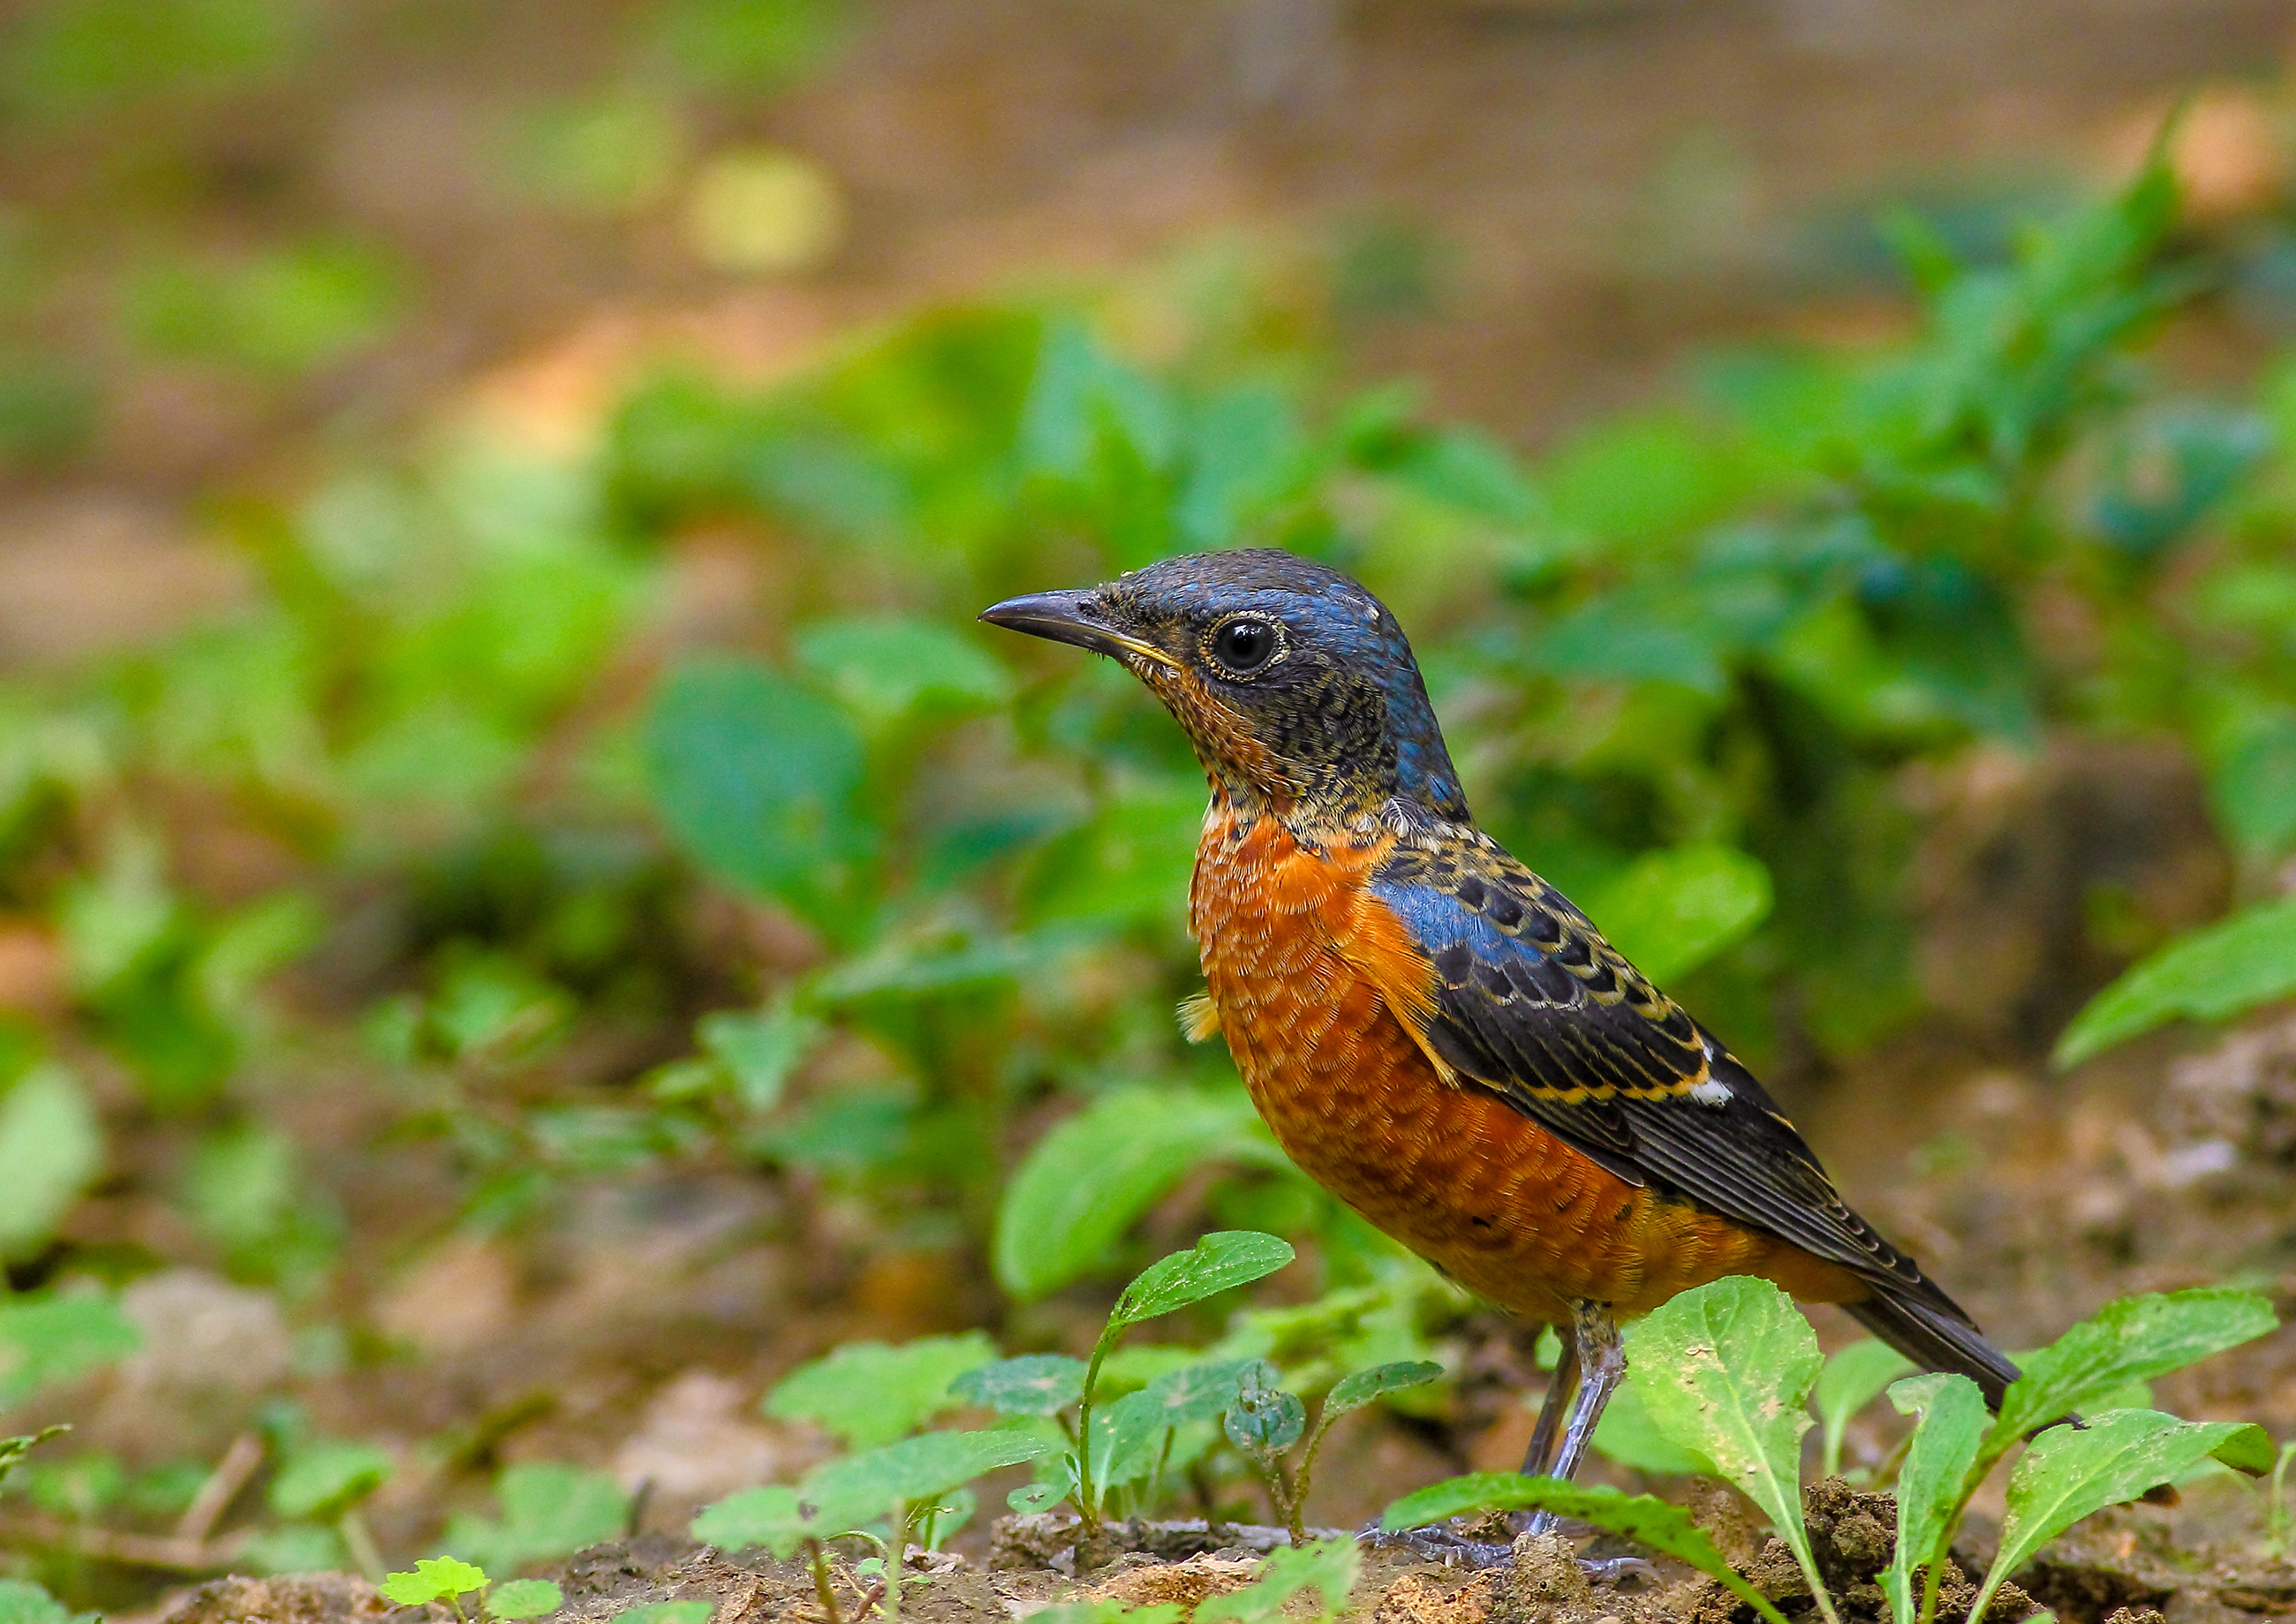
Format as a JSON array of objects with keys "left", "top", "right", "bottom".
[{"left": 1188, "top": 804, "right": 1863, "bottom": 1323}]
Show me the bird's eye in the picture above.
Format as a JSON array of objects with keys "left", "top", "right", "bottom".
[{"left": 1207, "top": 616, "right": 1282, "bottom": 676}]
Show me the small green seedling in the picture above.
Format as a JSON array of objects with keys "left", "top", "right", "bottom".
[
  {"left": 1381, "top": 1476, "right": 1790, "bottom": 1624},
  {"left": 2266, "top": 1439, "right": 2296, "bottom": 1557},
  {"left": 0, "top": 1426, "right": 69, "bottom": 1492},
  {"left": 1071, "top": 1231, "right": 1295, "bottom": 1533},
  {"left": 485, "top": 1579, "right": 564, "bottom": 1620},
  {"left": 694, "top": 1425, "right": 1050, "bottom": 1624},
  {"left": 269, "top": 1438, "right": 393, "bottom": 1581},
  {"left": 381, "top": 1558, "right": 490, "bottom": 1623},
  {"left": 1223, "top": 1360, "right": 1442, "bottom": 1544}
]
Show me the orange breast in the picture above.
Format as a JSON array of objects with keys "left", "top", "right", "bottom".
[{"left": 1188, "top": 805, "right": 1862, "bottom": 1322}]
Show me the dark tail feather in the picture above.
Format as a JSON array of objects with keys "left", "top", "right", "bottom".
[{"left": 1846, "top": 1289, "right": 2020, "bottom": 1410}]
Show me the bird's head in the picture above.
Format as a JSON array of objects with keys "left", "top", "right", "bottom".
[{"left": 981, "top": 548, "right": 1466, "bottom": 823}]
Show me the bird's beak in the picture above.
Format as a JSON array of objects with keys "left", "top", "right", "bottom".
[{"left": 978, "top": 589, "right": 1175, "bottom": 667}]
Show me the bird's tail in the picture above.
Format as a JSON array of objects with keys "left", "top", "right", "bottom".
[{"left": 1846, "top": 1288, "right": 2021, "bottom": 1410}]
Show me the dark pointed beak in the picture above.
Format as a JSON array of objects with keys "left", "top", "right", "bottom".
[{"left": 978, "top": 589, "right": 1175, "bottom": 667}]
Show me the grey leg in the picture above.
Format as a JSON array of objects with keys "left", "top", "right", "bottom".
[
  {"left": 1523, "top": 1302, "right": 1624, "bottom": 1536},
  {"left": 1519, "top": 1324, "right": 1580, "bottom": 1478}
]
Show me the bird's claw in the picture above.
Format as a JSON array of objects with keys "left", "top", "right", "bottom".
[
  {"left": 1355, "top": 1519, "right": 1515, "bottom": 1570},
  {"left": 1356, "top": 1520, "right": 1659, "bottom": 1583}
]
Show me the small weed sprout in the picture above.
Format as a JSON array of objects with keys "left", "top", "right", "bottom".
[{"left": 380, "top": 1558, "right": 490, "bottom": 1624}]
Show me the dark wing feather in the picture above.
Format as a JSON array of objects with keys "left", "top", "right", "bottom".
[{"left": 1367, "top": 844, "right": 1963, "bottom": 1322}]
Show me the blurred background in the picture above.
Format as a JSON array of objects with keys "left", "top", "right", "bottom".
[{"left": 4, "top": 0, "right": 2296, "bottom": 1608}]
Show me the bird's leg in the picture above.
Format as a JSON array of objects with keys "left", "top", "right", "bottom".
[
  {"left": 1519, "top": 1322, "right": 1580, "bottom": 1478},
  {"left": 1522, "top": 1300, "right": 1625, "bottom": 1537}
]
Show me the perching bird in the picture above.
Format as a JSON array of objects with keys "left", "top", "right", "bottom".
[{"left": 982, "top": 548, "right": 2020, "bottom": 1545}]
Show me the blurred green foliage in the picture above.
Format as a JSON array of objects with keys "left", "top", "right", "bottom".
[{"left": 0, "top": 110, "right": 2292, "bottom": 1589}]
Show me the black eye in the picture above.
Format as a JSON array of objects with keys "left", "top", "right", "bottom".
[{"left": 1209, "top": 616, "right": 1280, "bottom": 676}]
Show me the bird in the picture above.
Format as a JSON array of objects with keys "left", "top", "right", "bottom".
[{"left": 980, "top": 547, "right": 2020, "bottom": 1545}]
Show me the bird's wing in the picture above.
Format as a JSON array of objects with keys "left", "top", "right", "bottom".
[{"left": 1338, "top": 838, "right": 1962, "bottom": 1318}]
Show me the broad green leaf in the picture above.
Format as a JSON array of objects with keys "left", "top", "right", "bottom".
[
  {"left": 795, "top": 614, "right": 1013, "bottom": 723},
  {"left": 1112, "top": 1232, "right": 1295, "bottom": 1329},
  {"left": 1585, "top": 844, "right": 1773, "bottom": 985},
  {"left": 442, "top": 1462, "right": 628, "bottom": 1575},
  {"left": 995, "top": 1088, "right": 1287, "bottom": 1300},
  {"left": 950, "top": 1354, "right": 1087, "bottom": 1416},
  {"left": 2052, "top": 896, "right": 2296, "bottom": 1068},
  {"left": 0, "top": 1579, "right": 67, "bottom": 1624},
  {"left": 381, "top": 1558, "right": 488, "bottom": 1605},
  {"left": 1970, "top": 1412, "right": 2262, "bottom": 1622},
  {"left": 1023, "top": 783, "right": 1204, "bottom": 934},
  {"left": 0, "top": 1291, "right": 141, "bottom": 1406},
  {"left": 798, "top": 1426, "right": 1052, "bottom": 1528},
  {"left": 608, "top": 1605, "right": 713, "bottom": 1624},
  {"left": 487, "top": 1579, "right": 565, "bottom": 1620},
  {"left": 696, "top": 1002, "right": 821, "bottom": 1114},
  {"left": 1378, "top": 1476, "right": 1788, "bottom": 1624},
  {"left": 1197, "top": 1537, "right": 1360, "bottom": 1624},
  {"left": 268, "top": 1439, "right": 392, "bottom": 1520},
  {"left": 1812, "top": 1340, "right": 1915, "bottom": 1478},
  {"left": 691, "top": 1484, "right": 812, "bottom": 1560},
  {"left": 0, "top": 1065, "right": 102, "bottom": 1258},
  {"left": 1880, "top": 1374, "right": 1986, "bottom": 1624},
  {"left": 1631, "top": 1276, "right": 1839, "bottom": 1624},
  {"left": 1990, "top": 1289, "right": 2277, "bottom": 1450},
  {"left": 1322, "top": 1361, "right": 1443, "bottom": 1420},
  {"left": 1591, "top": 1369, "right": 1715, "bottom": 1477},
  {"left": 767, "top": 1332, "right": 997, "bottom": 1448},
  {"left": 643, "top": 657, "right": 872, "bottom": 926}
]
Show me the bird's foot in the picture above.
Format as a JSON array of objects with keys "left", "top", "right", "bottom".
[
  {"left": 1514, "top": 1514, "right": 1658, "bottom": 1585},
  {"left": 1357, "top": 1520, "right": 1658, "bottom": 1583},
  {"left": 1356, "top": 1519, "right": 1515, "bottom": 1570}
]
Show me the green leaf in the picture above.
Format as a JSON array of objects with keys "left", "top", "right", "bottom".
[
  {"left": 0, "top": 1291, "right": 141, "bottom": 1406},
  {"left": 1197, "top": 1538, "right": 1360, "bottom": 1624},
  {"left": 691, "top": 1484, "right": 812, "bottom": 1560},
  {"left": 1990, "top": 1289, "right": 2277, "bottom": 1450},
  {"left": 608, "top": 1605, "right": 713, "bottom": 1624},
  {"left": 1591, "top": 1369, "right": 1715, "bottom": 1477},
  {"left": 0, "top": 1426, "right": 68, "bottom": 1491},
  {"left": 798, "top": 1426, "right": 1052, "bottom": 1528},
  {"left": 949, "top": 1355, "right": 1087, "bottom": 1416},
  {"left": 1023, "top": 1605, "right": 1182, "bottom": 1624},
  {"left": 995, "top": 1088, "right": 1287, "bottom": 1300},
  {"left": 381, "top": 1557, "right": 489, "bottom": 1605},
  {"left": 1585, "top": 844, "right": 1774, "bottom": 985},
  {"left": 1378, "top": 1476, "right": 1788, "bottom": 1624},
  {"left": 1630, "top": 1275, "right": 1839, "bottom": 1624},
  {"left": 696, "top": 1002, "right": 821, "bottom": 1114},
  {"left": 643, "top": 657, "right": 872, "bottom": 927},
  {"left": 268, "top": 1439, "right": 392, "bottom": 1521},
  {"left": 1111, "top": 1232, "right": 1295, "bottom": 1329},
  {"left": 2052, "top": 896, "right": 2296, "bottom": 1068},
  {"left": 487, "top": 1579, "right": 565, "bottom": 1620},
  {"left": 1970, "top": 1412, "right": 2262, "bottom": 1622},
  {"left": 1812, "top": 1340, "right": 1915, "bottom": 1478},
  {"left": 0, "top": 1580, "right": 68, "bottom": 1624},
  {"left": 442, "top": 1462, "right": 629, "bottom": 1575},
  {"left": 1223, "top": 1382, "right": 1305, "bottom": 1456},
  {"left": 1322, "top": 1360, "right": 1444, "bottom": 1420},
  {"left": 1879, "top": 1374, "right": 1986, "bottom": 1624},
  {"left": 795, "top": 614, "right": 1013, "bottom": 723},
  {"left": 766, "top": 1332, "right": 998, "bottom": 1448},
  {"left": 0, "top": 1064, "right": 102, "bottom": 1258}
]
